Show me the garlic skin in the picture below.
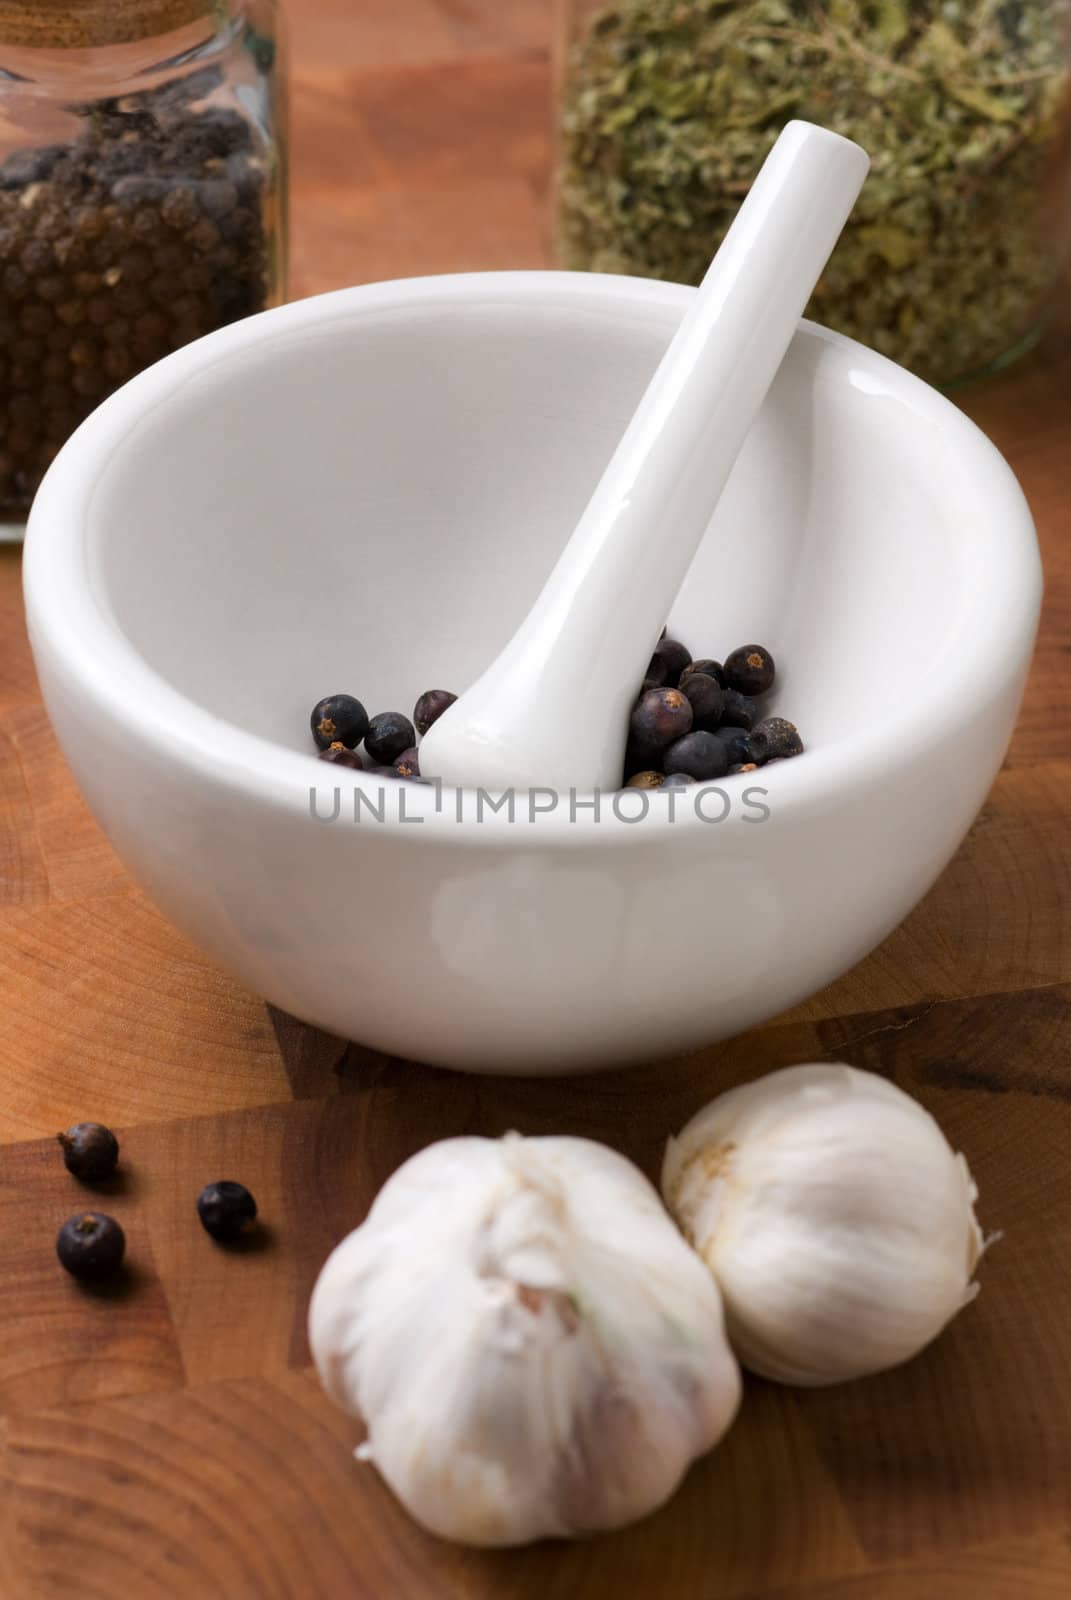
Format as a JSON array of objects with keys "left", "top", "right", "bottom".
[
  {"left": 309, "top": 1134, "right": 740, "bottom": 1547},
  {"left": 662, "top": 1063, "right": 986, "bottom": 1387}
]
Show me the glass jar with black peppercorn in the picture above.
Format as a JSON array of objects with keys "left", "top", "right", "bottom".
[{"left": 0, "top": 0, "right": 287, "bottom": 528}]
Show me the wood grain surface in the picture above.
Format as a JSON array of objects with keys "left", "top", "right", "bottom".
[{"left": 2, "top": 2, "right": 1071, "bottom": 1595}]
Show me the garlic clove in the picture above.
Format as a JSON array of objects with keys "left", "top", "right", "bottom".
[{"left": 662, "top": 1063, "right": 988, "bottom": 1386}]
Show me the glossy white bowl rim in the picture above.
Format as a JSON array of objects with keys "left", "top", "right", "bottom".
[{"left": 24, "top": 270, "right": 1039, "bottom": 843}]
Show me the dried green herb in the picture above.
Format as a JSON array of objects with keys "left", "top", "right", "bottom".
[{"left": 559, "top": 0, "right": 1071, "bottom": 385}]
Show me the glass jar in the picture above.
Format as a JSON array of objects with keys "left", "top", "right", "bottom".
[
  {"left": 0, "top": 0, "right": 286, "bottom": 524},
  {"left": 556, "top": 0, "right": 1071, "bottom": 389}
]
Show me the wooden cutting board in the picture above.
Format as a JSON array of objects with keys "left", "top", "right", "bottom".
[{"left": 2, "top": 3, "right": 1070, "bottom": 1594}]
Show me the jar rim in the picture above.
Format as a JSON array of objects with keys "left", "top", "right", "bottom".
[{"left": 0, "top": 0, "right": 217, "bottom": 52}]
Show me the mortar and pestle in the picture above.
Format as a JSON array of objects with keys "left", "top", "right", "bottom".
[{"left": 23, "top": 125, "right": 1041, "bottom": 1071}]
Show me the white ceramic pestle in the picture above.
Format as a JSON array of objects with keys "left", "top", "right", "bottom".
[{"left": 420, "top": 121, "right": 869, "bottom": 793}]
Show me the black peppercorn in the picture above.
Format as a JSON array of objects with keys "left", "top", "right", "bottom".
[
  {"left": 723, "top": 645, "right": 776, "bottom": 697},
  {"left": 719, "top": 688, "right": 760, "bottom": 731},
  {"left": 135, "top": 310, "right": 169, "bottom": 344},
  {"left": 118, "top": 248, "right": 154, "bottom": 285},
  {"left": 161, "top": 186, "right": 199, "bottom": 230},
  {"left": 101, "top": 318, "right": 130, "bottom": 348},
  {"left": 365, "top": 712, "right": 417, "bottom": 766},
  {"left": 152, "top": 239, "right": 186, "bottom": 274},
  {"left": 168, "top": 322, "right": 200, "bottom": 350},
  {"left": 715, "top": 725, "right": 753, "bottom": 766},
  {"left": 35, "top": 270, "right": 66, "bottom": 300},
  {"left": 680, "top": 671, "right": 724, "bottom": 731},
  {"left": 749, "top": 717, "right": 804, "bottom": 763},
  {"left": 72, "top": 369, "right": 105, "bottom": 399},
  {"left": 1, "top": 147, "right": 64, "bottom": 187},
  {"left": 663, "top": 730, "right": 731, "bottom": 781},
  {"left": 56, "top": 1212, "right": 126, "bottom": 1280},
  {"left": 21, "top": 301, "right": 52, "bottom": 333},
  {"left": 57, "top": 1121, "right": 120, "bottom": 1182},
  {"left": 112, "top": 175, "right": 165, "bottom": 210},
  {"left": 182, "top": 261, "right": 214, "bottom": 293},
  {"left": 310, "top": 694, "right": 368, "bottom": 751},
  {"left": 200, "top": 179, "right": 239, "bottom": 219},
  {"left": 9, "top": 390, "right": 41, "bottom": 423},
  {"left": 680, "top": 658, "right": 725, "bottom": 687},
  {"left": 647, "top": 637, "right": 691, "bottom": 688},
  {"left": 413, "top": 689, "right": 456, "bottom": 736},
  {"left": 223, "top": 209, "right": 259, "bottom": 246},
  {"left": 3, "top": 264, "right": 28, "bottom": 297},
  {"left": 22, "top": 238, "right": 55, "bottom": 275},
  {"left": 197, "top": 1180, "right": 258, "bottom": 1242},
  {"left": 630, "top": 688, "right": 693, "bottom": 749},
  {"left": 189, "top": 218, "right": 221, "bottom": 253},
  {"left": 319, "top": 741, "right": 364, "bottom": 769}
]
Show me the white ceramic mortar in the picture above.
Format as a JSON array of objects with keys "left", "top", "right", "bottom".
[{"left": 23, "top": 272, "right": 1041, "bottom": 1072}]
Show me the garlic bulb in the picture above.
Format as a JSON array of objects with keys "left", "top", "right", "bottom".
[
  {"left": 662, "top": 1063, "right": 986, "bottom": 1386},
  {"left": 309, "top": 1133, "right": 741, "bottom": 1546}
]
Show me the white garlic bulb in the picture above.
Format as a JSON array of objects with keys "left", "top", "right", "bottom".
[
  {"left": 309, "top": 1133, "right": 741, "bottom": 1546},
  {"left": 662, "top": 1063, "right": 986, "bottom": 1387}
]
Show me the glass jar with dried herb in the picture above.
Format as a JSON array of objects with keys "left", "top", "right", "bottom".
[
  {"left": 557, "top": 0, "right": 1071, "bottom": 389},
  {"left": 0, "top": 0, "right": 286, "bottom": 526}
]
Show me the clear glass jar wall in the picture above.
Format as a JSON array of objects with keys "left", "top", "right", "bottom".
[
  {"left": 0, "top": 0, "right": 286, "bottom": 521},
  {"left": 557, "top": 0, "right": 1071, "bottom": 389}
]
